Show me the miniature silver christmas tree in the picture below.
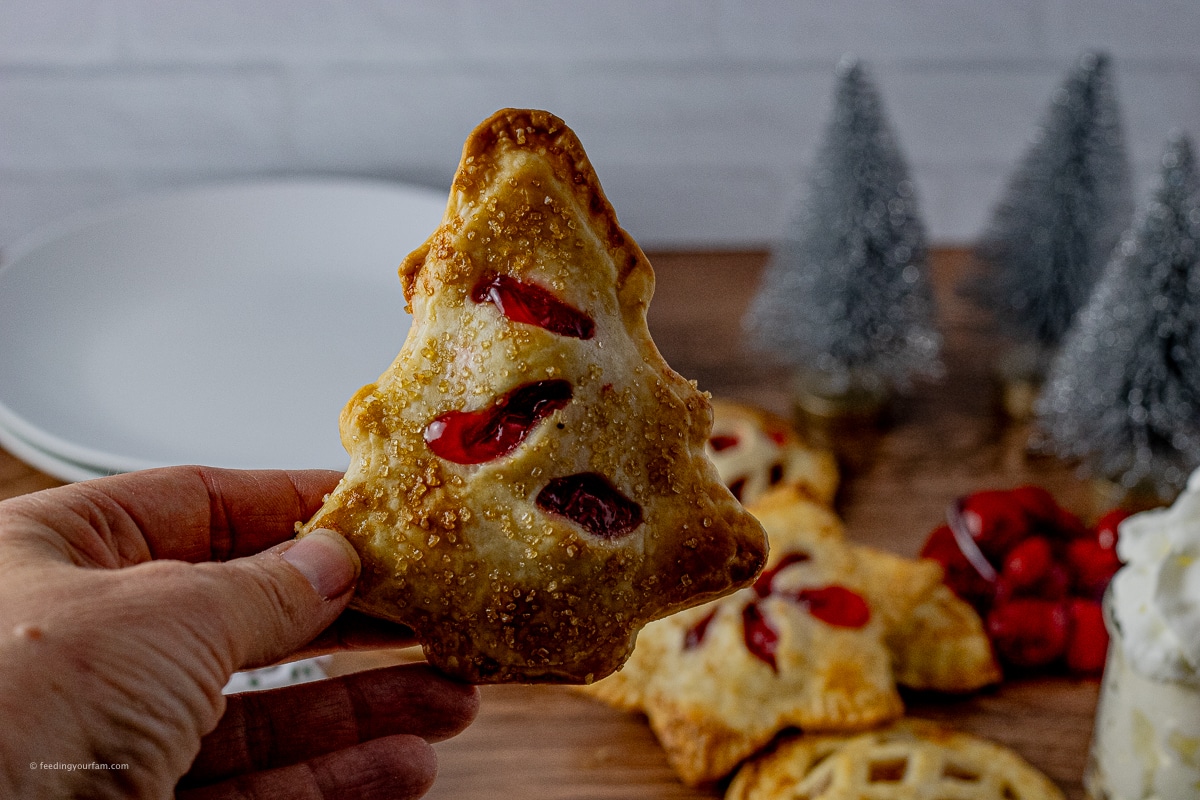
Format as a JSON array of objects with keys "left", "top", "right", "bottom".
[
  {"left": 1038, "top": 133, "right": 1200, "bottom": 499},
  {"left": 969, "top": 52, "right": 1132, "bottom": 378},
  {"left": 744, "top": 57, "right": 941, "bottom": 416}
]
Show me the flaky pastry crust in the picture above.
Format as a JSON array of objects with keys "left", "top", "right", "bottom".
[
  {"left": 726, "top": 720, "right": 1065, "bottom": 800},
  {"left": 299, "top": 109, "right": 767, "bottom": 684},
  {"left": 582, "top": 487, "right": 999, "bottom": 785},
  {"left": 583, "top": 494, "right": 910, "bottom": 786},
  {"left": 707, "top": 400, "right": 839, "bottom": 507},
  {"left": 887, "top": 585, "right": 1001, "bottom": 692}
]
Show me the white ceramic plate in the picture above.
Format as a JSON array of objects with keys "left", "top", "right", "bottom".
[
  {"left": 0, "top": 178, "right": 445, "bottom": 477},
  {"left": 0, "top": 419, "right": 110, "bottom": 483}
]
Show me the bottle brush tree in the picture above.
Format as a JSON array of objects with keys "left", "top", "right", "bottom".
[
  {"left": 968, "top": 52, "right": 1133, "bottom": 379},
  {"left": 1038, "top": 132, "right": 1200, "bottom": 499},
  {"left": 744, "top": 57, "right": 941, "bottom": 413}
]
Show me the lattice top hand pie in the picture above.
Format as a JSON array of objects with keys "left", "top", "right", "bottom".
[{"left": 299, "top": 109, "right": 768, "bottom": 685}]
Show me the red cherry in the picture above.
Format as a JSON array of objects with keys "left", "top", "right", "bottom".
[
  {"left": 921, "top": 524, "right": 995, "bottom": 612},
  {"left": 1010, "top": 485, "right": 1059, "bottom": 522},
  {"left": 986, "top": 599, "right": 1070, "bottom": 668},
  {"left": 742, "top": 602, "right": 779, "bottom": 671},
  {"left": 471, "top": 272, "right": 595, "bottom": 339},
  {"left": 994, "top": 559, "right": 1070, "bottom": 606},
  {"left": 1001, "top": 536, "right": 1054, "bottom": 592},
  {"left": 425, "top": 380, "right": 572, "bottom": 464},
  {"left": 535, "top": 472, "right": 643, "bottom": 538},
  {"left": 1066, "top": 539, "right": 1122, "bottom": 601},
  {"left": 793, "top": 585, "right": 871, "bottom": 628},
  {"left": 992, "top": 574, "right": 1021, "bottom": 607},
  {"left": 959, "top": 490, "right": 1031, "bottom": 562},
  {"left": 1065, "top": 599, "right": 1109, "bottom": 674},
  {"left": 1039, "top": 562, "right": 1072, "bottom": 601},
  {"left": 1009, "top": 485, "right": 1087, "bottom": 539},
  {"left": 1094, "top": 508, "right": 1132, "bottom": 552}
]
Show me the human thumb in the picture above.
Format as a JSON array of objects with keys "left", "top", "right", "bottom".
[{"left": 192, "top": 528, "right": 361, "bottom": 670}]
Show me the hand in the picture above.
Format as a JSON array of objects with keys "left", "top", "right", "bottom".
[{"left": 0, "top": 466, "right": 478, "bottom": 799}]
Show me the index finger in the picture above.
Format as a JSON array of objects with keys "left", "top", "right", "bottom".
[{"left": 3, "top": 466, "right": 342, "bottom": 565}]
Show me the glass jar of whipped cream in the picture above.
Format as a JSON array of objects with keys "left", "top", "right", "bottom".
[
  {"left": 1085, "top": 590, "right": 1200, "bottom": 800},
  {"left": 1084, "top": 467, "right": 1200, "bottom": 800}
]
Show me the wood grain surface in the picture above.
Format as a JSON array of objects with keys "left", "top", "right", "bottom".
[{"left": 0, "top": 249, "right": 1102, "bottom": 799}]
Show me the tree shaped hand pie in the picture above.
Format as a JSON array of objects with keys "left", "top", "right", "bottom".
[{"left": 299, "top": 109, "right": 767, "bottom": 685}]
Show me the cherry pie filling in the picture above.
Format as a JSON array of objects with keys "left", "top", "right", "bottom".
[
  {"left": 682, "top": 548, "right": 873, "bottom": 670},
  {"left": 424, "top": 379, "right": 573, "bottom": 464},
  {"left": 709, "top": 434, "right": 739, "bottom": 452},
  {"left": 684, "top": 609, "right": 718, "bottom": 649},
  {"left": 472, "top": 272, "right": 595, "bottom": 340},
  {"left": 753, "top": 552, "right": 812, "bottom": 596},
  {"left": 792, "top": 585, "right": 871, "bottom": 628},
  {"left": 742, "top": 602, "right": 780, "bottom": 670},
  {"left": 432, "top": 279, "right": 645, "bottom": 538},
  {"left": 536, "top": 472, "right": 643, "bottom": 539}
]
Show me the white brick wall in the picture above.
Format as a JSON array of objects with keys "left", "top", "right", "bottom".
[{"left": 2, "top": 0, "right": 1199, "bottom": 251}]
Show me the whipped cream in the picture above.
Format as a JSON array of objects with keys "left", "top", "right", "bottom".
[{"left": 1111, "top": 468, "right": 1200, "bottom": 686}]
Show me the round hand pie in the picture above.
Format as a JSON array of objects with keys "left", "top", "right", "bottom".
[
  {"left": 299, "top": 109, "right": 767, "bottom": 685},
  {"left": 726, "top": 720, "right": 1064, "bottom": 800}
]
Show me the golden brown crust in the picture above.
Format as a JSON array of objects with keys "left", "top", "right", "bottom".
[
  {"left": 725, "top": 720, "right": 1065, "bottom": 800},
  {"left": 888, "top": 584, "right": 1002, "bottom": 693},
  {"left": 400, "top": 108, "right": 647, "bottom": 310},
  {"left": 581, "top": 488, "right": 999, "bottom": 785},
  {"left": 301, "top": 109, "right": 767, "bottom": 684},
  {"left": 582, "top": 494, "right": 907, "bottom": 786}
]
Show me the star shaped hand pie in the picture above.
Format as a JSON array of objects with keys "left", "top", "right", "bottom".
[
  {"left": 300, "top": 109, "right": 767, "bottom": 684},
  {"left": 583, "top": 485, "right": 998, "bottom": 786}
]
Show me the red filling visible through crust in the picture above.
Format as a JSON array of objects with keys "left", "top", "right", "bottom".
[
  {"left": 687, "top": 550, "right": 871, "bottom": 671},
  {"left": 792, "top": 586, "right": 871, "bottom": 628},
  {"left": 709, "top": 434, "right": 740, "bottom": 452},
  {"left": 753, "top": 552, "right": 812, "bottom": 596},
  {"left": 684, "top": 609, "right": 718, "bottom": 650},
  {"left": 536, "top": 472, "right": 643, "bottom": 538},
  {"left": 436, "top": 277, "right": 644, "bottom": 538},
  {"left": 425, "top": 379, "right": 573, "bottom": 464},
  {"left": 742, "top": 602, "right": 780, "bottom": 670},
  {"left": 472, "top": 272, "right": 595, "bottom": 340}
]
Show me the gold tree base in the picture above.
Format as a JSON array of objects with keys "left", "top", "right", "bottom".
[
  {"left": 791, "top": 369, "right": 890, "bottom": 476},
  {"left": 792, "top": 368, "right": 890, "bottom": 425},
  {"left": 1090, "top": 476, "right": 1175, "bottom": 515},
  {"left": 993, "top": 342, "right": 1051, "bottom": 422}
]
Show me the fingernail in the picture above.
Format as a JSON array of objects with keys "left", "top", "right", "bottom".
[{"left": 282, "top": 529, "right": 360, "bottom": 600}]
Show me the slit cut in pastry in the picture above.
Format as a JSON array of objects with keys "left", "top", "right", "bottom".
[{"left": 299, "top": 108, "right": 768, "bottom": 685}]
